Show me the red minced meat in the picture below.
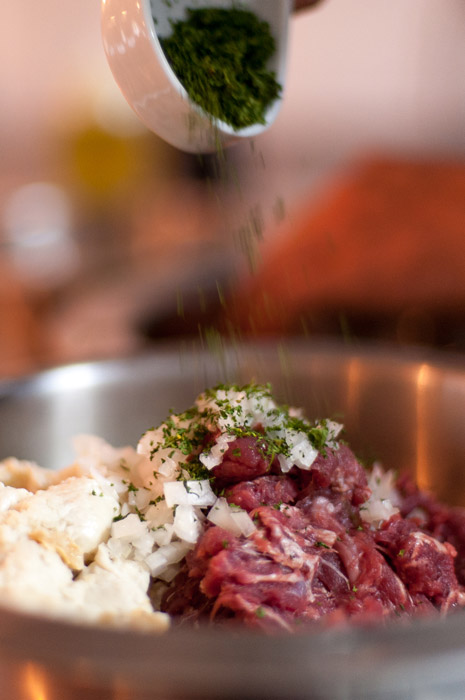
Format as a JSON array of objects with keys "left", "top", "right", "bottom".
[
  {"left": 211, "top": 436, "right": 272, "bottom": 485},
  {"left": 187, "top": 507, "right": 347, "bottom": 631},
  {"left": 225, "top": 475, "right": 299, "bottom": 511},
  {"left": 375, "top": 517, "right": 465, "bottom": 610},
  {"left": 436, "top": 509, "right": 465, "bottom": 586},
  {"left": 308, "top": 443, "right": 371, "bottom": 506},
  {"left": 395, "top": 473, "right": 465, "bottom": 586},
  {"left": 160, "top": 439, "right": 465, "bottom": 630}
]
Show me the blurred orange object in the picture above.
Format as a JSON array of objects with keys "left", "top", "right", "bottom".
[
  {"left": 0, "top": 258, "right": 38, "bottom": 377},
  {"left": 229, "top": 157, "right": 465, "bottom": 344}
]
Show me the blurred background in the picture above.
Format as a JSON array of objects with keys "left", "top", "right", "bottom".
[{"left": 1, "top": 0, "right": 464, "bottom": 377}]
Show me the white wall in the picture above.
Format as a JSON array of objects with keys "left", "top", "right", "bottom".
[
  {"left": 269, "top": 0, "right": 465, "bottom": 160},
  {"left": 232, "top": 0, "right": 465, "bottom": 214},
  {"left": 1, "top": 0, "right": 464, "bottom": 182}
]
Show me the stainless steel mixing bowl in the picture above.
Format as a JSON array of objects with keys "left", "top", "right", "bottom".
[{"left": 1, "top": 339, "right": 465, "bottom": 700}]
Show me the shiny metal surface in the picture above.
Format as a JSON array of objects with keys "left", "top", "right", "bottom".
[{"left": 1, "top": 339, "right": 465, "bottom": 699}]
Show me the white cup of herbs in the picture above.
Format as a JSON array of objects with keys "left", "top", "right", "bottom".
[{"left": 101, "top": 0, "right": 291, "bottom": 153}]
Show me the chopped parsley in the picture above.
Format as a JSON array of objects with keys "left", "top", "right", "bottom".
[
  {"left": 112, "top": 514, "right": 126, "bottom": 522},
  {"left": 159, "top": 7, "right": 281, "bottom": 131},
  {"left": 149, "top": 496, "right": 164, "bottom": 506},
  {"left": 142, "top": 382, "right": 341, "bottom": 491}
]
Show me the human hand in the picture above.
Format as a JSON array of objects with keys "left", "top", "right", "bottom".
[{"left": 294, "top": 0, "right": 325, "bottom": 10}]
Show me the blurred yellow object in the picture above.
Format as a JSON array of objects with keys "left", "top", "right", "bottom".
[{"left": 68, "top": 125, "right": 141, "bottom": 200}]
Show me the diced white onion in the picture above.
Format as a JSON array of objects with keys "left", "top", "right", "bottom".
[
  {"left": 199, "top": 433, "right": 235, "bottom": 470},
  {"left": 326, "top": 420, "right": 343, "bottom": 440},
  {"left": 173, "top": 504, "right": 202, "bottom": 543},
  {"left": 157, "top": 563, "right": 182, "bottom": 583},
  {"left": 146, "top": 542, "right": 191, "bottom": 577},
  {"left": 158, "top": 457, "right": 180, "bottom": 479},
  {"left": 163, "top": 480, "right": 216, "bottom": 508},
  {"left": 287, "top": 432, "right": 319, "bottom": 470},
  {"left": 131, "top": 531, "right": 156, "bottom": 561},
  {"left": 152, "top": 523, "right": 174, "bottom": 547},
  {"left": 324, "top": 420, "right": 344, "bottom": 448},
  {"left": 146, "top": 500, "right": 174, "bottom": 528},
  {"left": 111, "top": 513, "right": 147, "bottom": 539},
  {"left": 137, "top": 427, "right": 163, "bottom": 456},
  {"left": 128, "top": 488, "right": 152, "bottom": 511},
  {"left": 207, "top": 497, "right": 256, "bottom": 537},
  {"left": 230, "top": 509, "right": 257, "bottom": 537},
  {"left": 360, "top": 464, "right": 400, "bottom": 527},
  {"left": 360, "top": 498, "right": 398, "bottom": 527}
]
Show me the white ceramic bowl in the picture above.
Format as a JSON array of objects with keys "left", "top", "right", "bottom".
[{"left": 101, "top": 0, "right": 291, "bottom": 152}]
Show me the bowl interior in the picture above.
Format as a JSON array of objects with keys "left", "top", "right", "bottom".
[{"left": 2, "top": 340, "right": 465, "bottom": 505}]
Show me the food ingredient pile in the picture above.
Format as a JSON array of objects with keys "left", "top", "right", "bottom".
[
  {"left": 159, "top": 7, "right": 282, "bottom": 130},
  {"left": 1, "top": 383, "right": 465, "bottom": 632}
]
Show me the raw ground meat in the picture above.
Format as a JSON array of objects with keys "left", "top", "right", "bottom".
[
  {"left": 212, "top": 436, "right": 271, "bottom": 485},
  {"left": 160, "top": 438, "right": 465, "bottom": 631}
]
